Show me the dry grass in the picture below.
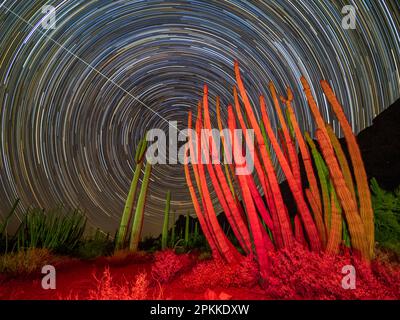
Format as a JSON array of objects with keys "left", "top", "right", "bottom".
[
  {"left": 0, "top": 248, "right": 54, "bottom": 276},
  {"left": 87, "top": 267, "right": 162, "bottom": 300}
]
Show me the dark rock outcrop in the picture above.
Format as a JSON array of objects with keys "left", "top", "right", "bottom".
[{"left": 356, "top": 98, "right": 400, "bottom": 191}]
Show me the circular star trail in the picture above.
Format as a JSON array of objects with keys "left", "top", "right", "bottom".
[{"left": 0, "top": 0, "right": 399, "bottom": 236}]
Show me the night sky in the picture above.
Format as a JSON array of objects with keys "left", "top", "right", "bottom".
[{"left": 0, "top": 0, "right": 399, "bottom": 237}]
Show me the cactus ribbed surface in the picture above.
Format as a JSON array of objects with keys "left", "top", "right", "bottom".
[
  {"left": 181, "top": 61, "right": 374, "bottom": 269},
  {"left": 115, "top": 138, "right": 147, "bottom": 250},
  {"left": 315, "top": 129, "right": 369, "bottom": 259},
  {"left": 228, "top": 106, "right": 272, "bottom": 278},
  {"left": 203, "top": 85, "right": 252, "bottom": 254},
  {"left": 321, "top": 80, "right": 374, "bottom": 258},
  {"left": 326, "top": 188, "right": 342, "bottom": 255},
  {"left": 184, "top": 111, "right": 220, "bottom": 259},
  {"left": 269, "top": 82, "right": 301, "bottom": 187},
  {"left": 161, "top": 191, "right": 171, "bottom": 250},
  {"left": 234, "top": 61, "right": 294, "bottom": 250},
  {"left": 129, "top": 161, "right": 152, "bottom": 252},
  {"left": 305, "top": 132, "right": 332, "bottom": 235},
  {"left": 284, "top": 92, "right": 321, "bottom": 213},
  {"left": 260, "top": 95, "right": 321, "bottom": 251},
  {"left": 196, "top": 116, "right": 241, "bottom": 263},
  {"left": 326, "top": 124, "right": 357, "bottom": 202}
]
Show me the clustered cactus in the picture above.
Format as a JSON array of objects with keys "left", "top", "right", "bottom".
[{"left": 184, "top": 61, "right": 374, "bottom": 280}]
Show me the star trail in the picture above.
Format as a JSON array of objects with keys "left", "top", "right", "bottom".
[{"left": 0, "top": 0, "right": 399, "bottom": 236}]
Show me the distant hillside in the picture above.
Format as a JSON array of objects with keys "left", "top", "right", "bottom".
[{"left": 356, "top": 98, "right": 400, "bottom": 191}]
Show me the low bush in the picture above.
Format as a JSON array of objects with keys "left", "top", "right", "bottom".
[
  {"left": 151, "top": 249, "right": 194, "bottom": 283},
  {"left": 263, "top": 244, "right": 400, "bottom": 299},
  {"left": 87, "top": 267, "right": 154, "bottom": 300},
  {"left": 371, "top": 179, "right": 400, "bottom": 255},
  {"left": 182, "top": 255, "right": 260, "bottom": 290}
]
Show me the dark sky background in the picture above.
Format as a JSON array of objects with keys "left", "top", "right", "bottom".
[{"left": 0, "top": 0, "right": 399, "bottom": 237}]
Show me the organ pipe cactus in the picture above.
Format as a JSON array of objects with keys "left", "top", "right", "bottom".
[
  {"left": 203, "top": 85, "right": 251, "bottom": 254},
  {"left": 184, "top": 60, "right": 374, "bottom": 269},
  {"left": 321, "top": 81, "right": 374, "bottom": 257},
  {"left": 260, "top": 95, "right": 321, "bottom": 251},
  {"left": 129, "top": 160, "right": 152, "bottom": 252},
  {"left": 269, "top": 82, "right": 301, "bottom": 187},
  {"left": 305, "top": 132, "right": 331, "bottom": 236},
  {"left": 196, "top": 116, "right": 241, "bottom": 264},
  {"left": 184, "top": 111, "right": 221, "bottom": 259},
  {"left": 326, "top": 188, "right": 342, "bottom": 255},
  {"left": 234, "top": 61, "right": 294, "bottom": 250},
  {"left": 315, "top": 129, "right": 369, "bottom": 259},
  {"left": 283, "top": 92, "right": 322, "bottom": 213},
  {"left": 116, "top": 137, "right": 147, "bottom": 250},
  {"left": 161, "top": 191, "right": 171, "bottom": 250},
  {"left": 326, "top": 124, "right": 357, "bottom": 202}
]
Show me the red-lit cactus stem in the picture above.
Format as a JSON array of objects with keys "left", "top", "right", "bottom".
[
  {"left": 294, "top": 215, "right": 308, "bottom": 248},
  {"left": 184, "top": 111, "right": 220, "bottom": 259},
  {"left": 326, "top": 188, "right": 342, "bottom": 255},
  {"left": 192, "top": 102, "right": 217, "bottom": 244},
  {"left": 277, "top": 128, "right": 290, "bottom": 163},
  {"left": 282, "top": 91, "right": 326, "bottom": 246},
  {"left": 196, "top": 117, "right": 242, "bottom": 264},
  {"left": 245, "top": 175, "right": 274, "bottom": 231},
  {"left": 234, "top": 84, "right": 282, "bottom": 248},
  {"left": 233, "top": 87, "right": 268, "bottom": 195},
  {"left": 326, "top": 124, "right": 356, "bottom": 202},
  {"left": 304, "top": 132, "right": 332, "bottom": 235},
  {"left": 233, "top": 86, "right": 276, "bottom": 208},
  {"left": 216, "top": 96, "right": 248, "bottom": 225},
  {"left": 300, "top": 77, "right": 329, "bottom": 134},
  {"left": 228, "top": 105, "right": 272, "bottom": 278},
  {"left": 321, "top": 80, "right": 374, "bottom": 258},
  {"left": 304, "top": 187, "right": 327, "bottom": 247},
  {"left": 216, "top": 96, "right": 236, "bottom": 196},
  {"left": 269, "top": 82, "right": 302, "bottom": 187},
  {"left": 315, "top": 129, "right": 369, "bottom": 260},
  {"left": 189, "top": 101, "right": 203, "bottom": 197},
  {"left": 202, "top": 85, "right": 252, "bottom": 254},
  {"left": 260, "top": 95, "right": 321, "bottom": 251},
  {"left": 234, "top": 61, "right": 293, "bottom": 249},
  {"left": 232, "top": 86, "right": 273, "bottom": 229},
  {"left": 231, "top": 90, "right": 275, "bottom": 233},
  {"left": 204, "top": 155, "right": 250, "bottom": 254},
  {"left": 282, "top": 89, "right": 322, "bottom": 213},
  {"left": 216, "top": 97, "right": 248, "bottom": 222}
]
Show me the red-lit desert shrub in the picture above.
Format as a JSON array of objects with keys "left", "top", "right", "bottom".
[
  {"left": 151, "top": 250, "right": 194, "bottom": 283},
  {"left": 87, "top": 267, "right": 152, "bottom": 300},
  {"left": 182, "top": 255, "right": 260, "bottom": 290},
  {"left": 263, "top": 244, "right": 400, "bottom": 299},
  {"left": 370, "top": 259, "right": 400, "bottom": 294}
]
